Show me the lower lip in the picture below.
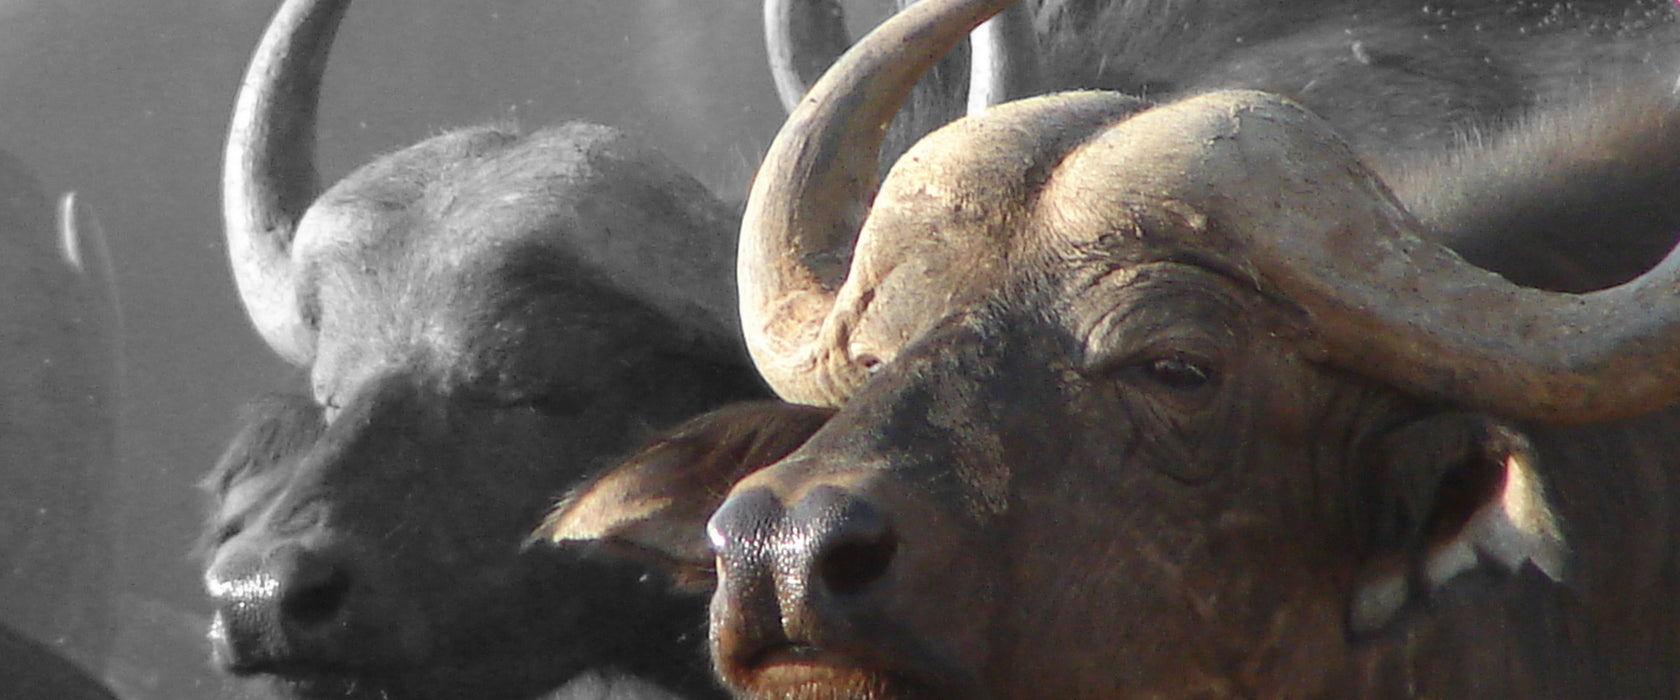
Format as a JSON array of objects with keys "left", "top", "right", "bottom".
[{"left": 739, "top": 649, "right": 901, "bottom": 697}]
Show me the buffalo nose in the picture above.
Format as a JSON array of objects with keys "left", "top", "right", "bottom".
[
  {"left": 710, "top": 485, "right": 897, "bottom": 605},
  {"left": 708, "top": 486, "right": 785, "bottom": 564},
  {"left": 207, "top": 544, "right": 353, "bottom": 671}
]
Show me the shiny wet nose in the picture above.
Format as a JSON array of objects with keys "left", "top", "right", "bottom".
[
  {"left": 709, "top": 484, "right": 897, "bottom": 604},
  {"left": 207, "top": 544, "right": 353, "bottom": 671}
]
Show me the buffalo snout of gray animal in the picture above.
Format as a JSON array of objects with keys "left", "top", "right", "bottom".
[{"left": 205, "top": 535, "right": 416, "bottom": 675}]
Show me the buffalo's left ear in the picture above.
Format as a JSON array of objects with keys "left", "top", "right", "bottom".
[
  {"left": 536, "top": 400, "right": 834, "bottom": 589},
  {"left": 1349, "top": 415, "right": 1567, "bottom": 636}
]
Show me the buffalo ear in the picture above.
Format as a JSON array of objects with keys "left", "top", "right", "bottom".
[
  {"left": 1349, "top": 416, "right": 1566, "bottom": 637},
  {"left": 536, "top": 400, "right": 834, "bottom": 588},
  {"left": 200, "top": 394, "right": 325, "bottom": 498}
]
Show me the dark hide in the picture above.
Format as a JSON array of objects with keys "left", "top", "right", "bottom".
[
  {"left": 648, "top": 67, "right": 1680, "bottom": 700},
  {"left": 201, "top": 295, "right": 763, "bottom": 700},
  {"left": 204, "top": 120, "right": 766, "bottom": 698}
]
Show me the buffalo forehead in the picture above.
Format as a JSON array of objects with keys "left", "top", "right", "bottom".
[
  {"left": 856, "top": 91, "right": 1150, "bottom": 276},
  {"left": 301, "top": 122, "right": 739, "bottom": 365},
  {"left": 299, "top": 124, "right": 647, "bottom": 271},
  {"left": 1041, "top": 91, "right": 1374, "bottom": 258},
  {"left": 839, "top": 91, "right": 1149, "bottom": 364},
  {"left": 857, "top": 90, "right": 1366, "bottom": 271},
  {"left": 295, "top": 137, "right": 730, "bottom": 404},
  {"left": 307, "top": 249, "right": 665, "bottom": 408},
  {"left": 842, "top": 91, "right": 1377, "bottom": 365}
]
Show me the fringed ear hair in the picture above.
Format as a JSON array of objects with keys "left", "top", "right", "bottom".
[
  {"left": 536, "top": 401, "right": 833, "bottom": 591},
  {"left": 1350, "top": 416, "right": 1565, "bottom": 637}
]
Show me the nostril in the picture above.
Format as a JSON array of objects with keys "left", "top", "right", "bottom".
[
  {"left": 802, "top": 488, "right": 897, "bottom": 599},
  {"left": 816, "top": 528, "right": 897, "bottom": 597},
  {"left": 281, "top": 568, "right": 351, "bottom": 628}
]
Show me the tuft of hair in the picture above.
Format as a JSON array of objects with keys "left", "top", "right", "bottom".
[{"left": 197, "top": 394, "right": 324, "bottom": 503}]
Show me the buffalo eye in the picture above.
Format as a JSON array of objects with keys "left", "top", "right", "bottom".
[{"left": 1143, "top": 355, "right": 1217, "bottom": 392}]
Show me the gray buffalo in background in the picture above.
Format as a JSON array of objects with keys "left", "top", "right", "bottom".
[
  {"left": 548, "top": 0, "right": 1680, "bottom": 697},
  {"left": 196, "top": 0, "right": 807, "bottom": 698},
  {"left": 0, "top": 153, "right": 121, "bottom": 680},
  {"left": 0, "top": 1, "right": 810, "bottom": 698},
  {"left": 770, "top": 0, "right": 1678, "bottom": 170}
]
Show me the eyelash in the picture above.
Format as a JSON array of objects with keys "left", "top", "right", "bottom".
[{"left": 1143, "top": 355, "right": 1217, "bottom": 391}]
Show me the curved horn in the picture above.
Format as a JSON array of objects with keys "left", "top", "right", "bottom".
[
  {"left": 764, "top": 0, "right": 1035, "bottom": 116},
  {"left": 1237, "top": 92, "right": 1680, "bottom": 425},
  {"left": 1306, "top": 232, "right": 1680, "bottom": 425},
  {"left": 739, "top": 0, "right": 1019, "bottom": 405},
  {"left": 966, "top": 0, "right": 1037, "bottom": 114},
  {"left": 765, "top": 0, "right": 851, "bottom": 114},
  {"left": 223, "top": 0, "right": 350, "bottom": 366}
]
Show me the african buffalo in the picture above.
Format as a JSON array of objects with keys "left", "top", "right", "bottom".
[
  {"left": 0, "top": 151, "right": 120, "bottom": 675},
  {"left": 546, "top": 0, "right": 1680, "bottom": 697},
  {"left": 197, "top": 0, "right": 801, "bottom": 697}
]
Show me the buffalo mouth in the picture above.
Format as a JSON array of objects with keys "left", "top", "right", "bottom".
[
  {"left": 720, "top": 635, "right": 965, "bottom": 700},
  {"left": 730, "top": 644, "right": 913, "bottom": 700}
]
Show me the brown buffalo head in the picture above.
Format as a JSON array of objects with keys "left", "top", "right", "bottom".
[
  {"left": 564, "top": 0, "right": 1680, "bottom": 697},
  {"left": 201, "top": 0, "right": 765, "bottom": 698}
]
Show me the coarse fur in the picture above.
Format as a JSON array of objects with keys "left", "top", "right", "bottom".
[{"left": 1394, "top": 80, "right": 1680, "bottom": 291}]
